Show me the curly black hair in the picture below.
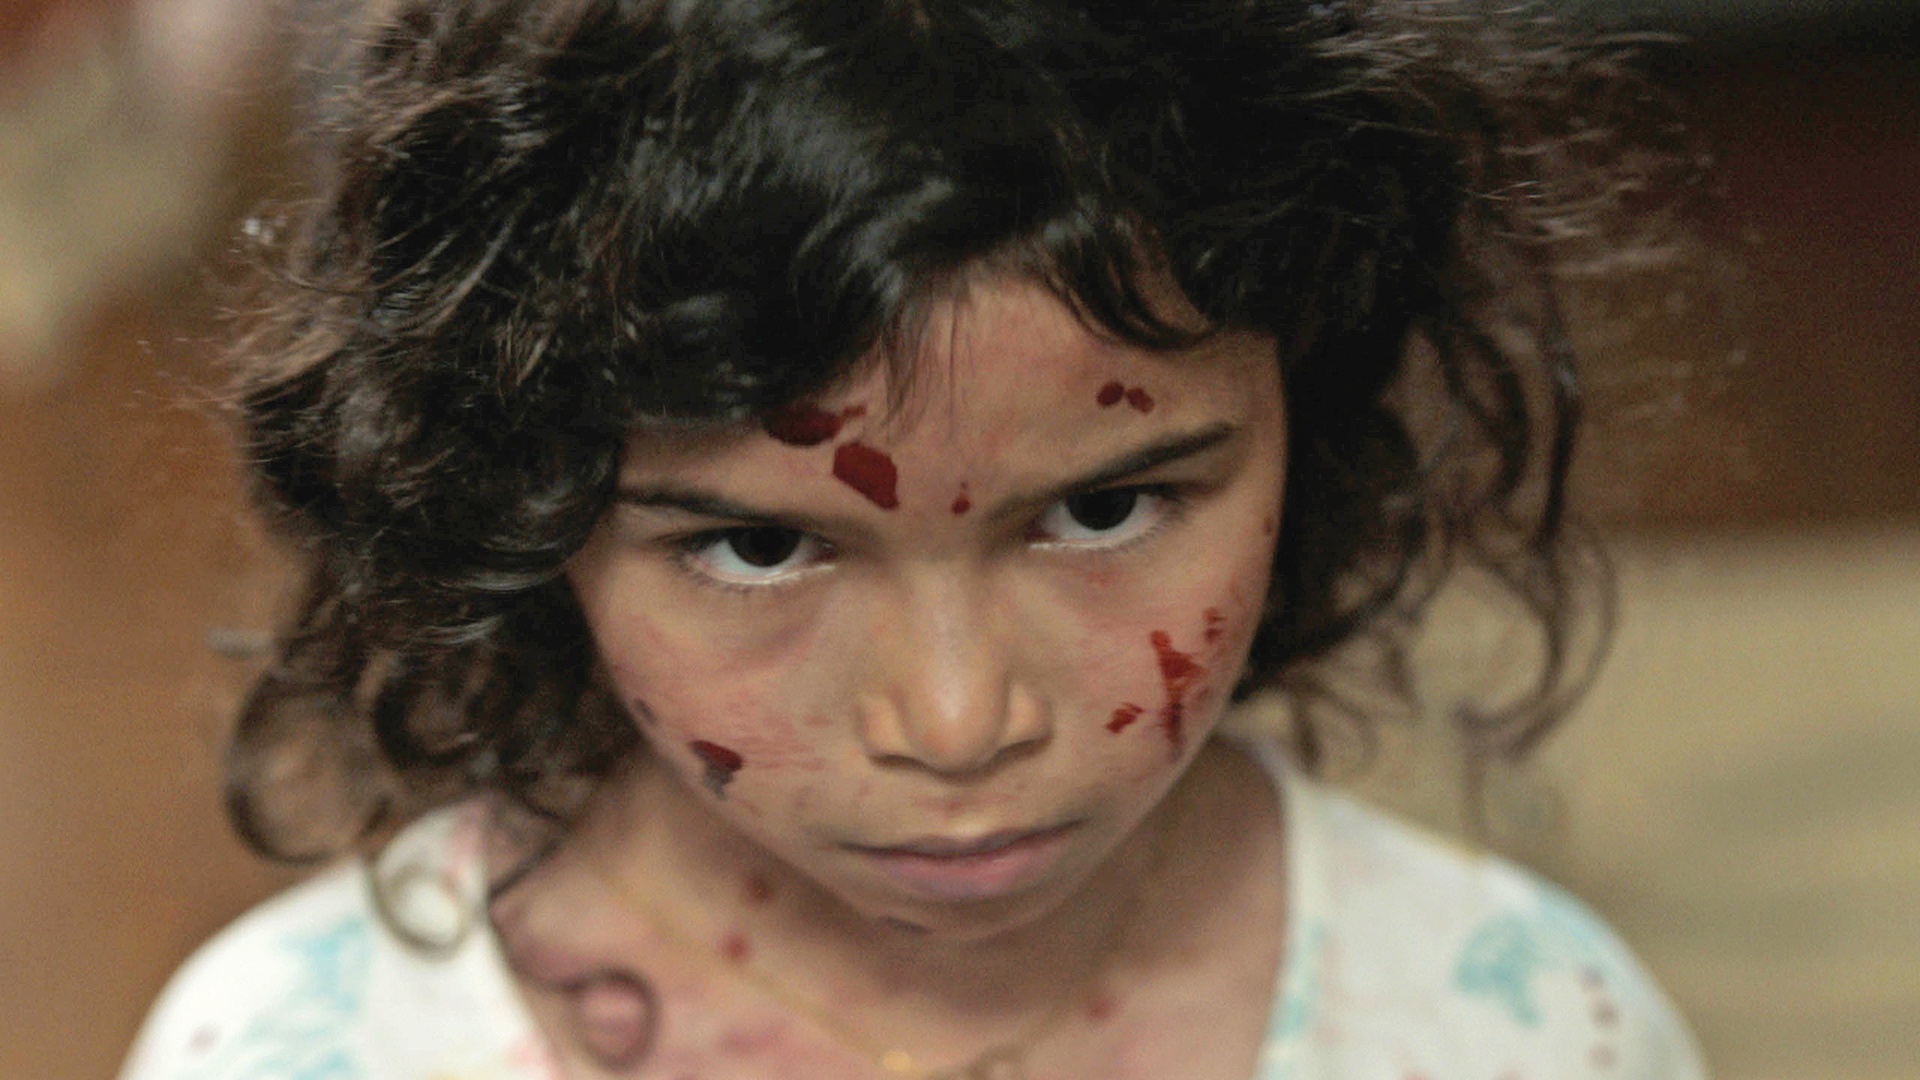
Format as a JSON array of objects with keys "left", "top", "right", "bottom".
[{"left": 225, "top": 0, "right": 1664, "bottom": 860}]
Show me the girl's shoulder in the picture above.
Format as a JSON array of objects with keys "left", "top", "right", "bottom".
[
  {"left": 117, "top": 804, "right": 555, "bottom": 1080},
  {"left": 1261, "top": 762, "right": 1711, "bottom": 1079}
]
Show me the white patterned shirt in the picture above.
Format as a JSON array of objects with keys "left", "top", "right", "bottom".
[{"left": 121, "top": 748, "right": 1709, "bottom": 1080}]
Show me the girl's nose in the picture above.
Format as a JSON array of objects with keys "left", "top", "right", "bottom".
[{"left": 855, "top": 575, "right": 1051, "bottom": 776}]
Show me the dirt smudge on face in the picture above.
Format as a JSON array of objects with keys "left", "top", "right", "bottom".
[
  {"left": 689, "top": 740, "right": 744, "bottom": 798},
  {"left": 832, "top": 442, "right": 900, "bottom": 509},
  {"left": 744, "top": 873, "right": 775, "bottom": 904}
]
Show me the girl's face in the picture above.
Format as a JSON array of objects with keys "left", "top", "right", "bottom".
[{"left": 568, "top": 276, "right": 1285, "bottom": 939}]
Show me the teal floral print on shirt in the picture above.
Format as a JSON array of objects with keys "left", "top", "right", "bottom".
[
  {"left": 1253, "top": 916, "right": 1328, "bottom": 1080},
  {"left": 182, "top": 915, "right": 373, "bottom": 1080},
  {"left": 1453, "top": 912, "right": 1550, "bottom": 1027},
  {"left": 1453, "top": 884, "right": 1614, "bottom": 1029}
]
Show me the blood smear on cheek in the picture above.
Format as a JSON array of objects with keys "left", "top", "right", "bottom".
[
  {"left": 1097, "top": 381, "right": 1126, "bottom": 407},
  {"left": 1123, "top": 387, "right": 1154, "bottom": 413},
  {"left": 832, "top": 442, "right": 900, "bottom": 509},
  {"left": 1148, "top": 631, "right": 1206, "bottom": 758},
  {"left": 689, "top": 740, "right": 744, "bottom": 798},
  {"left": 951, "top": 482, "right": 971, "bottom": 515},
  {"left": 1107, "top": 703, "right": 1144, "bottom": 734}
]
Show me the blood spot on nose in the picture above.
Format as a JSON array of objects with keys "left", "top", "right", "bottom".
[
  {"left": 1149, "top": 631, "right": 1207, "bottom": 759},
  {"left": 1123, "top": 387, "right": 1155, "bottom": 413},
  {"left": 764, "top": 403, "right": 865, "bottom": 446},
  {"left": 1107, "top": 704, "right": 1144, "bottom": 734},
  {"left": 689, "top": 740, "right": 744, "bottom": 798},
  {"left": 832, "top": 442, "right": 900, "bottom": 509},
  {"left": 1096, "top": 381, "right": 1126, "bottom": 407}
]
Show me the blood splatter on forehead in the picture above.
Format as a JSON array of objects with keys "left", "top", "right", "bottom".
[
  {"left": 832, "top": 442, "right": 900, "bottom": 509},
  {"left": 764, "top": 403, "right": 867, "bottom": 447}
]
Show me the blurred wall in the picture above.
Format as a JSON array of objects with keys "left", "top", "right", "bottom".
[{"left": 0, "top": 7, "right": 1915, "bottom": 1080}]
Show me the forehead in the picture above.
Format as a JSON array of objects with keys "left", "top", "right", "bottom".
[{"left": 619, "top": 276, "right": 1279, "bottom": 495}]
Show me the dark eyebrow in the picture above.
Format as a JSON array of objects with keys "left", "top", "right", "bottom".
[
  {"left": 613, "top": 485, "right": 813, "bottom": 529},
  {"left": 613, "top": 422, "right": 1241, "bottom": 526},
  {"left": 1008, "top": 422, "right": 1241, "bottom": 517}
]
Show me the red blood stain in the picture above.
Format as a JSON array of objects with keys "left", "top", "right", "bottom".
[
  {"left": 832, "top": 442, "right": 899, "bottom": 509},
  {"left": 1096, "top": 381, "right": 1126, "bottom": 406},
  {"left": 951, "top": 483, "right": 972, "bottom": 515},
  {"left": 1203, "top": 607, "right": 1226, "bottom": 643},
  {"left": 1087, "top": 994, "right": 1117, "bottom": 1022},
  {"left": 1123, "top": 386, "right": 1155, "bottom": 413},
  {"left": 689, "top": 740, "right": 744, "bottom": 798},
  {"left": 1107, "top": 703, "right": 1144, "bottom": 734},
  {"left": 721, "top": 931, "right": 751, "bottom": 964},
  {"left": 744, "top": 873, "right": 775, "bottom": 904},
  {"left": 764, "top": 403, "right": 865, "bottom": 446},
  {"left": 1149, "top": 631, "right": 1207, "bottom": 758}
]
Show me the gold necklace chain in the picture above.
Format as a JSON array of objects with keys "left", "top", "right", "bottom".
[{"left": 585, "top": 792, "right": 1185, "bottom": 1080}]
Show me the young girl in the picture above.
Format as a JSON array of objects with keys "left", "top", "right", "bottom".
[{"left": 122, "top": 0, "right": 1708, "bottom": 1077}]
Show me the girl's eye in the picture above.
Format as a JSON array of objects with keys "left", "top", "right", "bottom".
[
  {"left": 681, "top": 526, "right": 830, "bottom": 585},
  {"left": 1032, "top": 487, "right": 1169, "bottom": 549}
]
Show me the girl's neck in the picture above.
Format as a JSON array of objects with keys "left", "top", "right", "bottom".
[
  {"left": 576, "top": 748, "right": 1200, "bottom": 1023},
  {"left": 491, "top": 738, "right": 1284, "bottom": 1077}
]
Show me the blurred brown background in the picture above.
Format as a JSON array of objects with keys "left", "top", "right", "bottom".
[{"left": 1, "top": 3, "right": 1915, "bottom": 1079}]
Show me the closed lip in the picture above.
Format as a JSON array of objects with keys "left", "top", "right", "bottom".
[
  {"left": 846, "top": 822, "right": 1078, "bottom": 859},
  {"left": 843, "top": 822, "right": 1082, "bottom": 902}
]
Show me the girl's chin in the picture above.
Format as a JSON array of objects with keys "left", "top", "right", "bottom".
[
  {"left": 831, "top": 846, "right": 1113, "bottom": 943},
  {"left": 853, "top": 888, "right": 1078, "bottom": 944}
]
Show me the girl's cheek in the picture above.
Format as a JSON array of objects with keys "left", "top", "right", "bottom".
[
  {"left": 611, "top": 659, "right": 821, "bottom": 810},
  {"left": 1097, "top": 589, "right": 1261, "bottom": 767}
]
